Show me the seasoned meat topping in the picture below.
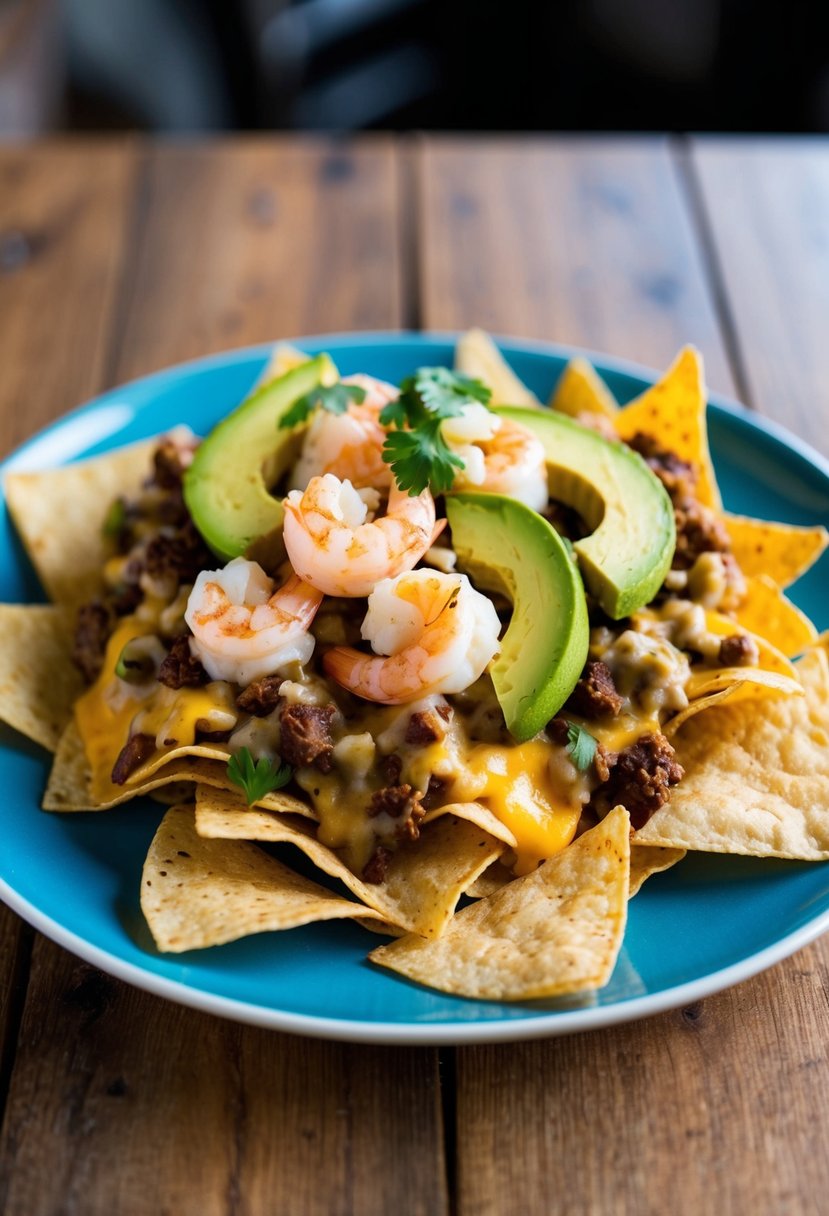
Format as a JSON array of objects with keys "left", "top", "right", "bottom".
[
  {"left": 565, "top": 660, "right": 623, "bottom": 718},
  {"left": 672, "top": 498, "right": 731, "bottom": 570},
  {"left": 718, "top": 633, "right": 759, "bottom": 667},
  {"left": 599, "top": 732, "right": 684, "bottom": 830},
  {"left": 144, "top": 520, "right": 212, "bottom": 586},
  {"left": 151, "top": 439, "right": 190, "bottom": 490},
  {"left": 362, "top": 845, "right": 393, "bottom": 885},
  {"left": 111, "top": 732, "right": 156, "bottom": 785},
  {"left": 628, "top": 432, "right": 698, "bottom": 502},
  {"left": 279, "top": 703, "right": 336, "bottom": 772},
  {"left": 157, "top": 634, "right": 207, "bottom": 689},
  {"left": 73, "top": 600, "right": 114, "bottom": 684},
  {"left": 368, "top": 784, "right": 415, "bottom": 818},
  {"left": 236, "top": 675, "right": 283, "bottom": 717},
  {"left": 405, "top": 708, "right": 449, "bottom": 747},
  {"left": 421, "top": 774, "right": 448, "bottom": 810}
]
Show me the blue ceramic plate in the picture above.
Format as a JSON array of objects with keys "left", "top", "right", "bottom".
[{"left": 2, "top": 334, "right": 828, "bottom": 1044}]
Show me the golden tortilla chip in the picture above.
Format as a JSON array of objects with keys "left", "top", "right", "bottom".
[
  {"left": 629, "top": 844, "right": 685, "bottom": 896},
  {"left": 724, "top": 514, "right": 828, "bottom": 588},
  {"left": 256, "top": 343, "right": 310, "bottom": 387},
  {"left": 368, "top": 805, "right": 630, "bottom": 1001},
  {"left": 636, "top": 648, "right": 829, "bottom": 859},
  {"left": 465, "top": 860, "right": 513, "bottom": 898},
  {"left": 0, "top": 604, "right": 81, "bottom": 751},
  {"left": 549, "top": 357, "right": 618, "bottom": 419},
  {"left": 423, "top": 800, "right": 518, "bottom": 847},
  {"left": 455, "top": 329, "right": 541, "bottom": 407},
  {"left": 735, "top": 575, "right": 818, "bottom": 656},
  {"left": 195, "top": 784, "right": 504, "bottom": 938},
  {"left": 614, "top": 346, "right": 720, "bottom": 509},
  {"left": 665, "top": 668, "right": 803, "bottom": 738},
  {"left": 5, "top": 439, "right": 157, "bottom": 606},
  {"left": 141, "top": 804, "right": 382, "bottom": 952}
]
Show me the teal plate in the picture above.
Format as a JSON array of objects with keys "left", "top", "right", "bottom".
[{"left": 2, "top": 334, "right": 828, "bottom": 1044}]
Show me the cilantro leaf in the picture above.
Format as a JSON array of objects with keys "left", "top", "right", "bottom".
[
  {"left": 279, "top": 382, "right": 367, "bottom": 430},
  {"left": 102, "top": 497, "right": 127, "bottom": 539},
  {"left": 408, "top": 367, "right": 491, "bottom": 419},
  {"left": 565, "top": 721, "right": 598, "bottom": 772},
  {"left": 227, "top": 747, "right": 293, "bottom": 806},
  {"left": 382, "top": 423, "right": 466, "bottom": 496}
]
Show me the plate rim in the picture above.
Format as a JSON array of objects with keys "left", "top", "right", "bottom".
[{"left": 2, "top": 329, "right": 828, "bottom": 1045}]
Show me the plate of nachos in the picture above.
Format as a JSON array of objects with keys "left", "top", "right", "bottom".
[{"left": 1, "top": 330, "right": 828, "bottom": 1043}]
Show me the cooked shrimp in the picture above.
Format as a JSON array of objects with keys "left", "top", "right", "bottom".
[
  {"left": 283, "top": 474, "right": 443, "bottom": 598},
  {"left": 444, "top": 405, "right": 548, "bottom": 510},
  {"left": 185, "top": 557, "right": 323, "bottom": 685},
  {"left": 289, "top": 374, "right": 398, "bottom": 491},
  {"left": 323, "top": 569, "right": 501, "bottom": 703}
]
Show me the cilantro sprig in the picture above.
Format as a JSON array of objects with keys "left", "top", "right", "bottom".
[
  {"left": 227, "top": 747, "right": 293, "bottom": 806},
  {"left": 380, "top": 367, "right": 492, "bottom": 495},
  {"left": 565, "top": 721, "right": 598, "bottom": 772},
  {"left": 279, "top": 382, "right": 367, "bottom": 430}
]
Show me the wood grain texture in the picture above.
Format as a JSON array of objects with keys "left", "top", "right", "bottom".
[
  {"left": 0, "top": 138, "right": 447, "bottom": 1216},
  {"left": 0, "top": 140, "right": 138, "bottom": 456},
  {"left": 113, "top": 136, "right": 403, "bottom": 382},
  {"left": 689, "top": 138, "right": 829, "bottom": 453},
  {"left": 417, "top": 136, "right": 736, "bottom": 395},
  {"left": 419, "top": 138, "right": 829, "bottom": 1216}
]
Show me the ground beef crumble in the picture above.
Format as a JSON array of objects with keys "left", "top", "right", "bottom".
[
  {"left": 279, "top": 703, "right": 336, "bottom": 772},
  {"left": 157, "top": 634, "right": 207, "bottom": 689},
  {"left": 598, "top": 732, "right": 684, "bottom": 830},
  {"left": 362, "top": 845, "right": 393, "bottom": 884},
  {"left": 73, "top": 600, "right": 114, "bottom": 683},
  {"left": 144, "top": 520, "right": 212, "bottom": 586},
  {"left": 236, "top": 675, "right": 283, "bottom": 717},
  {"left": 404, "top": 707, "right": 449, "bottom": 746},
  {"left": 718, "top": 633, "right": 758, "bottom": 667},
  {"left": 565, "top": 660, "right": 623, "bottom": 718},
  {"left": 111, "top": 732, "right": 156, "bottom": 785}
]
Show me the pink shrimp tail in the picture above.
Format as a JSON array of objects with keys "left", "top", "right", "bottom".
[
  {"left": 323, "top": 647, "right": 406, "bottom": 704},
  {"left": 277, "top": 573, "right": 324, "bottom": 627}
]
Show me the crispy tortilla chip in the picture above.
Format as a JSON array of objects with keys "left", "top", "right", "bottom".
[
  {"left": 465, "top": 860, "right": 513, "bottom": 898},
  {"left": 455, "top": 329, "right": 541, "bottom": 407},
  {"left": 255, "top": 343, "right": 310, "bottom": 388},
  {"left": 195, "top": 784, "right": 503, "bottom": 938},
  {"left": 369, "top": 805, "right": 630, "bottom": 1001},
  {"left": 629, "top": 844, "right": 685, "bottom": 896},
  {"left": 0, "top": 604, "right": 81, "bottom": 751},
  {"left": 141, "top": 804, "right": 382, "bottom": 952},
  {"left": 724, "top": 514, "right": 828, "bottom": 588},
  {"left": 665, "top": 668, "right": 803, "bottom": 737},
  {"left": 614, "top": 346, "right": 720, "bottom": 509},
  {"left": 423, "top": 800, "right": 518, "bottom": 847},
  {"left": 736, "top": 574, "right": 818, "bottom": 656},
  {"left": 5, "top": 439, "right": 157, "bottom": 606},
  {"left": 549, "top": 357, "right": 618, "bottom": 419},
  {"left": 637, "top": 648, "right": 829, "bottom": 859}
]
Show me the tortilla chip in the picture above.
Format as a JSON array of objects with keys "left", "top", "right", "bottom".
[
  {"left": 614, "top": 346, "right": 720, "bottom": 509},
  {"left": 724, "top": 514, "right": 828, "bottom": 588},
  {"left": 423, "top": 800, "right": 518, "bottom": 847},
  {"left": 141, "top": 804, "right": 382, "bottom": 952},
  {"left": 0, "top": 604, "right": 81, "bottom": 751},
  {"left": 665, "top": 668, "right": 803, "bottom": 738},
  {"left": 368, "top": 805, "right": 630, "bottom": 1001},
  {"left": 549, "top": 357, "right": 618, "bottom": 419},
  {"left": 255, "top": 343, "right": 310, "bottom": 388},
  {"left": 195, "top": 784, "right": 504, "bottom": 938},
  {"left": 455, "top": 329, "right": 541, "bottom": 407},
  {"left": 465, "top": 860, "right": 513, "bottom": 898},
  {"left": 629, "top": 844, "right": 685, "bottom": 896},
  {"left": 735, "top": 575, "right": 818, "bottom": 656},
  {"left": 5, "top": 439, "right": 157, "bottom": 607},
  {"left": 637, "top": 648, "right": 829, "bottom": 859}
]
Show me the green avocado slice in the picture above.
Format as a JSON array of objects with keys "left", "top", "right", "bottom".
[
  {"left": 497, "top": 406, "right": 675, "bottom": 619},
  {"left": 184, "top": 354, "right": 337, "bottom": 561},
  {"left": 446, "top": 491, "right": 589, "bottom": 742}
]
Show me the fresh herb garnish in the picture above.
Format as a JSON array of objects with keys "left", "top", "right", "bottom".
[
  {"left": 565, "top": 721, "right": 598, "bottom": 772},
  {"left": 279, "top": 382, "right": 367, "bottom": 430},
  {"left": 227, "top": 747, "right": 293, "bottom": 805},
  {"left": 380, "top": 367, "right": 492, "bottom": 495},
  {"left": 102, "top": 497, "right": 127, "bottom": 538}
]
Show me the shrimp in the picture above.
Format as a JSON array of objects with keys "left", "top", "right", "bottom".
[
  {"left": 283, "top": 474, "right": 443, "bottom": 598},
  {"left": 289, "top": 374, "right": 398, "bottom": 491},
  {"left": 185, "top": 557, "right": 323, "bottom": 685},
  {"left": 444, "top": 405, "right": 548, "bottom": 510},
  {"left": 323, "top": 569, "right": 501, "bottom": 703}
]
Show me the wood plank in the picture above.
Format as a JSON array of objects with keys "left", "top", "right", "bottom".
[
  {"left": 0, "top": 137, "right": 447, "bottom": 1216},
  {"left": 418, "top": 136, "right": 736, "bottom": 395},
  {"left": 690, "top": 137, "right": 829, "bottom": 453},
  {"left": 114, "top": 136, "right": 404, "bottom": 381},
  {"left": 417, "top": 137, "right": 829, "bottom": 1216},
  {"left": 0, "top": 140, "right": 139, "bottom": 456}
]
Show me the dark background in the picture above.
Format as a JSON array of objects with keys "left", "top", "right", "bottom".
[{"left": 2, "top": 0, "right": 829, "bottom": 135}]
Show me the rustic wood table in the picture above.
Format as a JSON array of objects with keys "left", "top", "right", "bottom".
[{"left": 1, "top": 135, "right": 828, "bottom": 1215}]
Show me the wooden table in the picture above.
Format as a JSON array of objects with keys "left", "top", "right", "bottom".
[{"left": 1, "top": 135, "right": 828, "bottom": 1215}]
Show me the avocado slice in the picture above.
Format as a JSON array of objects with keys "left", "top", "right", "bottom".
[
  {"left": 446, "top": 492, "right": 589, "bottom": 742},
  {"left": 184, "top": 354, "right": 337, "bottom": 561},
  {"left": 497, "top": 406, "right": 675, "bottom": 619}
]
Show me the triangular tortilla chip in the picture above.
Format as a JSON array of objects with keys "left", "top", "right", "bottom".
[
  {"left": 5, "top": 439, "right": 156, "bottom": 606},
  {"left": 724, "top": 514, "right": 828, "bottom": 588},
  {"left": 636, "top": 648, "right": 829, "bottom": 859},
  {"left": 614, "top": 346, "right": 721, "bottom": 509},
  {"left": 195, "top": 784, "right": 503, "bottom": 938},
  {"left": 141, "top": 804, "right": 382, "bottom": 952},
  {"left": 368, "top": 805, "right": 630, "bottom": 1001},
  {"left": 455, "top": 329, "right": 540, "bottom": 406},
  {"left": 0, "top": 604, "right": 81, "bottom": 751},
  {"left": 549, "top": 357, "right": 618, "bottom": 419},
  {"left": 629, "top": 844, "right": 685, "bottom": 896},
  {"left": 735, "top": 574, "right": 818, "bottom": 656}
]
